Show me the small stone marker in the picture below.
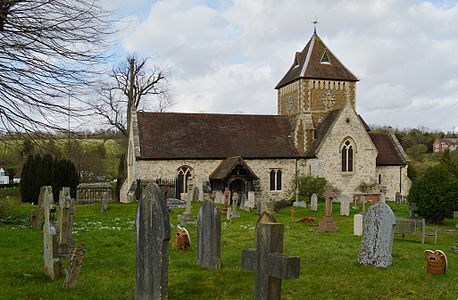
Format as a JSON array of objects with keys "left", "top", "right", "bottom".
[
  {"left": 231, "top": 193, "right": 240, "bottom": 218},
  {"left": 292, "top": 201, "right": 306, "bottom": 208},
  {"left": 340, "top": 195, "right": 350, "bottom": 216},
  {"left": 424, "top": 250, "right": 447, "bottom": 274},
  {"left": 63, "top": 243, "right": 85, "bottom": 289},
  {"left": 358, "top": 202, "right": 396, "bottom": 268},
  {"left": 353, "top": 214, "right": 363, "bottom": 236},
  {"left": 136, "top": 183, "right": 171, "bottom": 300},
  {"left": 316, "top": 188, "right": 338, "bottom": 232},
  {"left": 197, "top": 201, "right": 221, "bottom": 269},
  {"left": 178, "top": 186, "right": 197, "bottom": 224},
  {"left": 241, "top": 222, "right": 300, "bottom": 300},
  {"left": 42, "top": 186, "right": 61, "bottom": 280},
  {"left": 310, "top": 193, "right": 318, "bottom": 211}
]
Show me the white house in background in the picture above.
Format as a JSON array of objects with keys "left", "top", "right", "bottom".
[{"left": 0, "top": 167, "right": 9, "bottom": 185}]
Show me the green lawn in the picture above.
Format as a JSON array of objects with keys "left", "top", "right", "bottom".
[{"left": 0, "top": 201, "right": 457, "bottom": 300}]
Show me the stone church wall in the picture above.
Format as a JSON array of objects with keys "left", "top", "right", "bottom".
[
  {"left": 312, "top": 103, "right": 378, "bottom": 197},
  {"left": 376, "top": 165, "right": 411, "bottom": 201},
  {"left": 136, "top": 158, "right": 299, "bottom": 204}
]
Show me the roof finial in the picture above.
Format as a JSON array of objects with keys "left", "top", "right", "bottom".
[{"left": 312, "top": 17, "right": 319, "bottom": 34}]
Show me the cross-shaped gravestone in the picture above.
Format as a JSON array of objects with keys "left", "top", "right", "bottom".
[
  {"left": 316, "top": 187, "right": 338, "bottom": 232},
  {"left": 136, "top": 183, "right": 171, "bottom": 300},
  {"left": 241, "top": 222, "right": 300, "bottom": 300},
  {"left": 197, "top": 201, "right": 221, "bottom": 269}
]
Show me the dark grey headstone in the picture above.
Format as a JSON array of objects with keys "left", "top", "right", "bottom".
[
  {"left": 136, "top": 183, "right": 171, "bottom": 300},
  {"left": 197, "top": 201, "right": 221, "bottom": 269},
  {"left": 241, "top": 222, "right": 300, "bottom": 300},
  {"left": 358, "top": 202, "right": 396, "bottom": 268}
]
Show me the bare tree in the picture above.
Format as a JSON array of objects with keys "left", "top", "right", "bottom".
[
  {"left": 0, "top": 0, "right": 112, "bottom": 136},
  {"left": 89, "top": 56, "right": 171, "bottom": 137}
]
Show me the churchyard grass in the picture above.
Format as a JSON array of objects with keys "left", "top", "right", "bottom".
[{"left": 0, "top": 200, "right": 456, "bottom": 299}]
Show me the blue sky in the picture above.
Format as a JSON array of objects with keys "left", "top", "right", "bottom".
[{"left": 100, "top": 0, "right": 458, "bottom": 132}]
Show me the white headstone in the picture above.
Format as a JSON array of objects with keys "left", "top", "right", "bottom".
[
  {"left": 353, "top": 214, "right": 363, "bottom": 236},
  {"left": 310, "top": 193, "right": 318, "bottom": 211},
  {"left": 247, "top": 191, "right": 255, "bottom": 208},
  {"left": 358, "top": 203, "right": 396, "bottom": 268},
  {"left": 293, "top": 201, "right": 306, "bottom": 208},
  {"left": 340, "top": 195, "right": 350, "bottom": 216},
  {"left": 214, "top": 191, "right": 223, "bottom": 204}
]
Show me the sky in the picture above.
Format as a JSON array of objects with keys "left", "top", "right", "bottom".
[{"left": 100, "top": 0, "right": 458, "bottom": 132}]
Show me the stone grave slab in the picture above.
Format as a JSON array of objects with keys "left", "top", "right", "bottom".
[{"left": 197, "top": 201, "right": 221, "bottom": 269}]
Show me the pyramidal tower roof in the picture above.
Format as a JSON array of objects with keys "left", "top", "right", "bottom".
[{"left": 275, "top": 33, "right": 358, "bottom": 89}]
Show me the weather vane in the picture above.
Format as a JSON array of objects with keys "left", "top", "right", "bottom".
[{"left": 312, "top": 17, "right": 319, "bottom": 34}]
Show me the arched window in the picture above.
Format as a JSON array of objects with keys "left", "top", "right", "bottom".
[
  {"left": 176, "top": 166, "right": 192, "bottom": 198},
  {"left": 270, "top": 169, "right": 282, "bottom": 191},
  {"left": 341, "top": 140, "right": 354, "bottom": 172}
]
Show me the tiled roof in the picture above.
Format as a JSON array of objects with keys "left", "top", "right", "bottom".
[
  {"left": 137, "top": 112, "right": 298, "bottom": 159},
  {"left": 276, "top": 33, "right": 358, "bottom": 89},
  {"left": 369, "top": 133, "right": 407, "bottom": 166},
  {"left": 209, "top": 156, "right": 258, "bottom": 180}
]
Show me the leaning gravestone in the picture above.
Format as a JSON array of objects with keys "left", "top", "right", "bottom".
[
  {"left": 197, "top": 201, "right": 221, "bottom": 269},
  {"left": 340, "top": 195, "right": 350, "bottom": 216},
  {"left": 136, "top": 183, "right": 171, "bottom": 300},
  {"left": 241, "top": 222, "right": 300, "bottom": 300},
  {"left": 42, "top": 186, "right": 61, "bottom": 280},
  {"left": 63, "top": 243, "right": 86, "bottom": 289},
  {"left": 358, "top": 202, "right": 396, "bottom": 268},
  {"left": 310, "top": 193, "right": 318, "bottom": 211}
]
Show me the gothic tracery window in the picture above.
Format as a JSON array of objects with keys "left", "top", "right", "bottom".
[
  {"left": 341, "top": 140, "right": 354, "bottom": 172},
  {"left": 176, "top": 166, "right": 192, "bottom": 198}
]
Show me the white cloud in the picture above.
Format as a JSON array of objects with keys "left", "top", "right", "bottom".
[{"left": 113, "top": 0, "right": 458, "bottom": 131}]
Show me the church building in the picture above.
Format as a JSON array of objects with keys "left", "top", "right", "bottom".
[{"left": 120, "top": 32, "right": 411, "bottom": 205}]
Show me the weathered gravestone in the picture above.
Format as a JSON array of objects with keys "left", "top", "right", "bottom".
[
  {"left": 231, "top": 193, "right": 240, "bottom": 218},
  {"left": 214, "top": 190, "right": 223, "bottom": 204},
  {"left": 63, "top": 243, "right": 85, "bottom": 289},
  {"left": 167, "top": 198, "right": 186, "bottom": 209},
  {"left": 292, "top": 200, "right": 306, "bottom": 208},
  {"left": 192, "top": 186, "right": 200, "bottom": 202},
  {"left": 31, "top": 187, "right": 49, "bottom": 229},
  {"left": 316, "top": 187, "right": 338, "bottom": 232},
  {"left": 240, "top": 194, "right": 250, "bottom": 212},
  {"left": 340, "top": 195, "right": 350, "bottom": 216},
  {"left": 247, "top": 191, "right": 255, "bottom": 208},
  {"left": 197, "top": 201, "right": 221, "bottom": 269},
  {"left": 42, "top": 186, "right": 61, "bottom": 280},
  {"left": 136, "top": 183, "right": 171, "bottom": 300},
  {"left": 178, "top": 186, "right": 197, "bottom": 224},
  {"left": 424, "top": 250, "right": 447, "bottom": 274},
  {"left": 358, "top": 202, "right": 396, "bottom": 268},
  {"left": 57, "top": 187, "right": 75, "bottom": 259},
  {"left": 100, "top": 191, "right": 109, "bottom": 212},
  {"left": 222, "top": 187, "right": 230, "bottom": 215},
  {"left": 310, "top": 193, "right": 318, "bottom": 211},
  {"left": 241, "top": 222, "right": 300, "bottom": 300}
]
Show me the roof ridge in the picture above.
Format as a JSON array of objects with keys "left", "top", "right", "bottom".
[{"left": 137, "top": 111, "right": 290, "bottom": 118}]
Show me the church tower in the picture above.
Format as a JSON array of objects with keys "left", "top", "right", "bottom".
[{"left": 275, "top": 32, "right": 358, "bottom": 153}]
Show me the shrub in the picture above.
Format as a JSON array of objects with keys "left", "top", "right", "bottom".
[
  {"left": 407, "top": 165, "right": 458, "bottom": 224},
  {"left": 20, "top": 154, "right": 79, "bottom": 203},
  {"left": 290, "top": 176, "right": 327, "bottom": 202}
]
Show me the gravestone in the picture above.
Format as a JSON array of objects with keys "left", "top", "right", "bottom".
[
  {"left": 192, "top": 186, "right": 200, "bottom": 202},
  {"left": 340, "top": 195, "right": 350, "bottom": 216},
  {"left": 197, "top": 201, "right": 221, "bottom": 269},
  {"left": 214, "top": 190, "right": 223, "bottom": 204},
  {"left": 256, "top": 211, "right": 277, "bottom": 227},
  {"left": 324, "top": 186, "right": 335, "bottom": 202},
  {"left": 240, "top": 194, "right": 250, "bottom": 212},
  {"left": 100, "top": 191, "right": 109, "bottom": 212},
  {"left": 57, "top": 187, "right": 74, "bottom": 258},
  {"left": 292, "top": 201, "right": 306, "bottom": 208},
  {"left": 63, "top": 243, "right": 85, "bottom": 289},
  {"left": 353, "top": 214, "right": 363, "bottom": 236},
  {"left": 310, "top": 193, "right": 318, "bottom": 211},
  {"left": 358, "top": 202, "right": 396, "bottom": 268},
  {"left": 451, "top": 241, "right": 458, "bottom": 253},
  {"left": 241, "top": 222, "right": 300, "bottom": 300},
  {"left": 32, "top": 187, "right": 49, "bottom": 229},
  {"left": 222, "top": 187, "right": 230, "bottom": 216},
  {"left": 166, "top": 198, "right": 186, "bottom": 209},
  {"left": 136, "top": 183, "right": 171, "bottom": 300},
  {"left": 409, "top": 202, "right": 419, "bottom": 218},
  {"left": 42, "top": 186, "right": 61, "bottom": 280},
  {"left": 178, "top": 187, "right": 197, "bottom": 224},
  {"left": 247, "top": 191, "right": 255, "bottom": 208},
  {"left": 231, "top": 193, "right": 240, "bottom": 218},
  {"left": 316, "top": 188, "right": 338, "bottom": 232},
  {"left": 424, "top": 250, "right": 447, "bottom": 274}
]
